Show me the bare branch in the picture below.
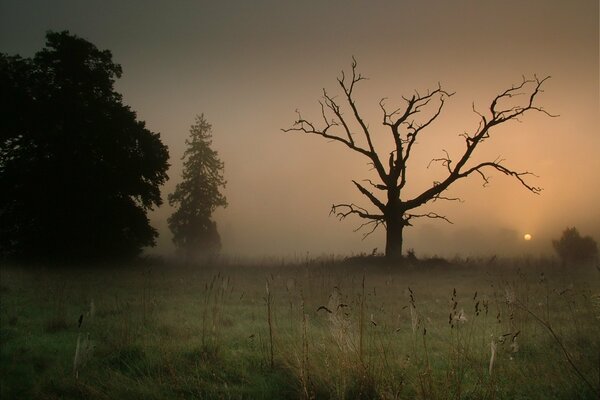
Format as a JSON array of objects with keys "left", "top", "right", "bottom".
[
  {"left": 460, "top": 161, "right": 542, "bottom": 193},
  {"left": 322, "top": 89, "right": 354, "bottom": 145},
  {"left": 353, "top": 219, "right": 386, "bottom": 239},
  {"left": 427, "top": 149, "right": 453, "bottom": 174},
  {"left": 489, "top": 76, "right": 557, "bottom": 123},
  {"left": 363, "top": 178, "right": 388, "bottom": 191},
  {"left": 385, "top": 86, "right": 453, "bottom": 189},
  {"left": 431, "top": 193, "right": 463, "bottom": 203},
  {"left": 330, "top": 202, "right": 385, "bottom": 239},
  {"left": 404, "top": 76, "right": 552, "bottom": 210},
  {"left": 352, "top": 180, "right": 386, "bottom": 212},
  {"left": 404, "top": 212, "right": 453, "bottom": 226},
  {"left": 282, "top": 109, "right": 373, "bottom": 159},
  {"left": 379, "top": 98, "right": 404, "bottom": 126},
  {"left": 330, "top": 203, "right": 383, "bottom": 221},
  {"left": 403, "top": 88, "right": 454, "bottom": 155},
  {"left": 283, "top": 59, "right": 388, "bottom": 183},
  {"left": 337, "top": 59, "right": 387, "bottom": 180},
  {"left": 384, "top": 86, "right": 453, "bottom": 133}
]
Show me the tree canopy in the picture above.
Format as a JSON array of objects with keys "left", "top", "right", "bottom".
[
  {"left": 0, "top": 31, "right": 170, "bottom": 261},
  {"left": 168, "top": 114, "right": 227, "bottom": 257}
]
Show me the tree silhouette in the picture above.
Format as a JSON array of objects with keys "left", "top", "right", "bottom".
[
  {"left": 552, "top": 227, "right": 598, "bottom": 266},
  {"left": 284, "top": 60, "right": 554, "bottom": 259},
  {"left": 168, "top": 115, "right": 227, "bottom": 258},
  {"left": 0, "top": 31, "right": 169, "bottom": 261}
]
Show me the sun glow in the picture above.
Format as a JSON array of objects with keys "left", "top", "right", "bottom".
[{"left": 524, "top": 233, "right": 532, "bottom": 241}]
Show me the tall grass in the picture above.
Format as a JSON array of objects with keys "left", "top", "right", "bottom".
[{"left": 0, "top": 257, "right": 598, "bottom": 399}]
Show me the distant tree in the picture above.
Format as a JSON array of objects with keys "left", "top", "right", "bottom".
[
  {"left": 552, "top": 227, "right": 598, "bottom": 266},
  {"left": 168, "top": 115, "right": 227, "bottom": 257},
  {"left": 284, "top": 59, "right": 554, "bottom": 260},
  {"left": 0, "top": 31, "right": 170, "bottom": 261}
]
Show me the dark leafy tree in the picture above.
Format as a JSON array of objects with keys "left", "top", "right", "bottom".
[
  {"left": 0, "top": 31, "right": 169, "bottom": 261},
  {"left": 552, "top": 227, "right": 598, "bottom": 266},
  {"left": 168, "top": 115, "right": 227, "bottom": 257},
  {"left": 284, "top": 59, "right": 554, "bottom": 259}
]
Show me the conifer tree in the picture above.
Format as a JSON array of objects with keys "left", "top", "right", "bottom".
[{"left": 168, "top": 115, "right": 227, "bottom": 257}]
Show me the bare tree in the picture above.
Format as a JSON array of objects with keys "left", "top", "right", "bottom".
[{"left": 283, "top": 59, "right": 554, "bottom": 259}]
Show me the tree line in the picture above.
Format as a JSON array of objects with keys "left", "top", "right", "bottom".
[
  {"left": 1, "top": 31, "right": 225, "bottom": 262},
  {"left": 1, "top": 31, "right": 597, "bottom": 265}
]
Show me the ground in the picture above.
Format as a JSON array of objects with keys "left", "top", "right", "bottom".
[{"left": 0, "top": 256, "right": 598, "bottom": 399}]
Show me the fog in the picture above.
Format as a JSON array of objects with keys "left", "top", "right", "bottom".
[{"left": 2, "top": 0, "right": 598, "bottom": 258}]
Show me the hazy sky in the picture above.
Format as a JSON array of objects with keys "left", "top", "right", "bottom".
[{"left": 1, "top": 0, "right": 598, "bottom": 258}]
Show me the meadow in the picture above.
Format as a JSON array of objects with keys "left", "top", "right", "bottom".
[{"left": 1, "top": 256, "right": 599, "bottom": 399}]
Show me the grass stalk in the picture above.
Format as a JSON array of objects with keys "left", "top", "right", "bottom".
[
  {"left": 359, "top": 273, "right": 365, "bottom": 364},
  {"left": 300, "top": 292, "right": 311, "bottom": 399},
  {"left": 266, "top": 278, "right": 274, "bottom": 369},
  {"left": 517, "top": 299, "right": 598, "bottom": 396}
]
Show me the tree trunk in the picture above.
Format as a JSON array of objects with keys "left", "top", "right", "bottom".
[{"left": 385, "top": 216, "right": 404, "bottom": 260}]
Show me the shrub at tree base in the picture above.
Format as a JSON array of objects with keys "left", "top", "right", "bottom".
[{"left": 552, "top": 227, "right": 598, "bottom": 266}]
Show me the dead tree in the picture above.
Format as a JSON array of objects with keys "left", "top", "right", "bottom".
[{"left": 283, "top": 59, "right": 554, "bottom": 259}]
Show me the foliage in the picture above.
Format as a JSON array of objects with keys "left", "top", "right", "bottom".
[
  {"left": 168, "top": 115, "right": 227, "bottom": 256},
  {"left": 552, "top": 227, "right": 598, "bottom": 266},
  {"left": 0, "top": 31, "right": 169, "bottom": 261}
]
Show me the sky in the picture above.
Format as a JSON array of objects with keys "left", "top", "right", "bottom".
[{"left": 1, "top": 0, "right": 598, "bottom": 258}]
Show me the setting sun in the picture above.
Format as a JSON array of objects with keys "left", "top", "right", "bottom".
[{"left": 524, "top": 233, "right": 532, "bottom": 241}]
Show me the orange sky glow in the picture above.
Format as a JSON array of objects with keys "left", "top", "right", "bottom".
[{"left": 1, "top": 0, "right": 598, "bottom": 258}]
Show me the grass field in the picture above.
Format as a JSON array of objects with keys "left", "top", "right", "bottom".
[{"left": 1, "top": 256, "right": 599, "bottom": 399}]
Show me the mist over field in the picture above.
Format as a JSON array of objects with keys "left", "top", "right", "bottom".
[{"left": 2, "top": 0, "right": 598, "bottom": 259}]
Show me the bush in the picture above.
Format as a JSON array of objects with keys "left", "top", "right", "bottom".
[{"left": 552, "top": 227, "right": 598, "bottom": 266}]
